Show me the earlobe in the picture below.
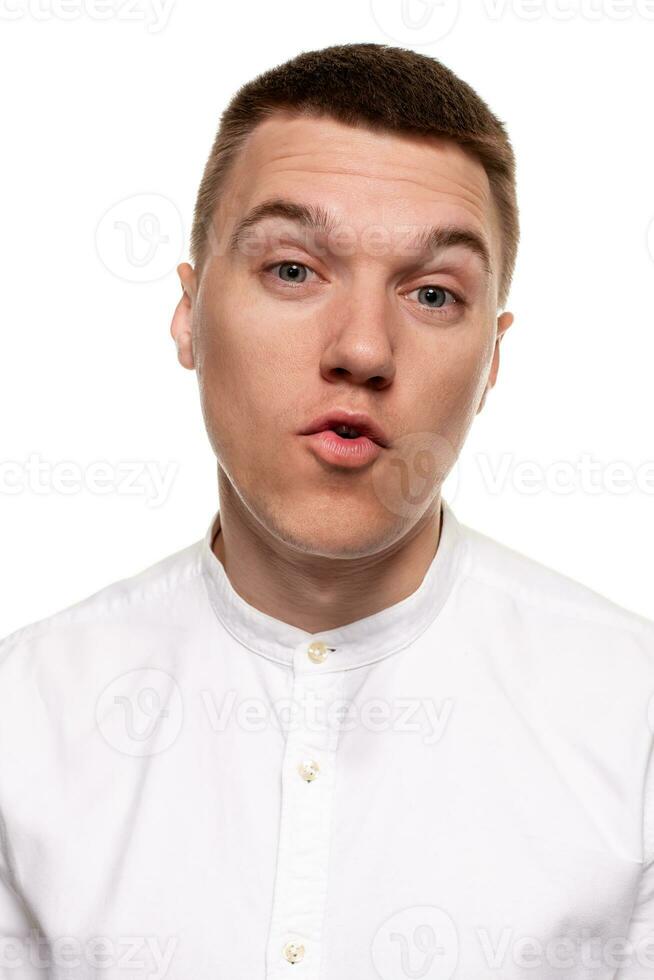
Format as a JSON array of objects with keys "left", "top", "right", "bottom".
[
  {"left": 170, "top": 295, "right": 195, "bottom": 370},
  {"left": 476, "top": 310, "right": 515, "bottom": 416},
  {"left": 170, "top": 263, "right": 197, "bottom": 371},
  {"left": 488, "top": 310, "right": 515, "bottom": 387}
]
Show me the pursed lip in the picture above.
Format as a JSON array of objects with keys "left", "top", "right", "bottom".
[{"left": 299, "top": 409, "right": 390, "bottom": 448}]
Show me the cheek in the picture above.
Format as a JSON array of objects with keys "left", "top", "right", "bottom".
[
  {"left": 199, "top": 274, "right": 306, "bottom": 383},
  {"left": 194, "top": 298, "right": 301, "bottom": 468},
  {"left": 409, "top": 326, "right": 494, "bottom": 440}
]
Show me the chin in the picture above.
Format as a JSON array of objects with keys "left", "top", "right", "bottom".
[{"left": 270, "top": 501, "right": 399, "bottom": 559}]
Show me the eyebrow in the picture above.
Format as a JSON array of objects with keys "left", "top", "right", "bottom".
[{"left": 227, "top": 197, "right": 493, "bottom": 279}]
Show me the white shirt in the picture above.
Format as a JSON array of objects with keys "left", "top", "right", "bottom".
[{"left": 1, "top": 498, "right": 653, "bottom": 980}]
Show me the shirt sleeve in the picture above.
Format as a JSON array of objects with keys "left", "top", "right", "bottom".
[{"left": 614, "top": 739, "right": 654, "bottom": 979}]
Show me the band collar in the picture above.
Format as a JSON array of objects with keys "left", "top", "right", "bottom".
[{"left": 201, "top": 498, "right": 466, "bottom": 673}]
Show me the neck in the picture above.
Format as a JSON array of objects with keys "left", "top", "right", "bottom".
[{"left": 211, "top": 473, "right": 444, "bottom": 635}]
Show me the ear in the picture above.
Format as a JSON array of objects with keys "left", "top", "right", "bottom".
[
  {"left": 170, "top": 262, "right": 197, "bottom": 370},
  {"left": 476, "top": 311, "right": 514, "bottom": 415}
]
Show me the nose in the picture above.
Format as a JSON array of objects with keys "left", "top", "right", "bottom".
[{"left": 318, "top": 283, "right": 396, "bottom": 390}]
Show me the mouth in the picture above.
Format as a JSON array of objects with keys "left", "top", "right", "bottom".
[
  {"left": 299, "top": 410, "right": 389, "bottom": 469},
  {"left": 299, "top": 411, "right": 390, "bottom": 448}
]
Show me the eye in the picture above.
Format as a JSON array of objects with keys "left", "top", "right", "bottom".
[
  {"left": 406, "top": 284, "right": 461, "bottom": 313},
  {"left": 264, "top": 261, "right": 318, "bottom": 286}
]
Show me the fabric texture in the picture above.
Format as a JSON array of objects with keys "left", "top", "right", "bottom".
[{"left": 1, "top": 498, "right": 653, "bottom": 979}]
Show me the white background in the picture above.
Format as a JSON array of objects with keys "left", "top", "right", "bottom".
[{"left": 1, "top": 0, "right": 653, "bottom": 638}]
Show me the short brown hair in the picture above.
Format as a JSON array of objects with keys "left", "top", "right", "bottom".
[{"left": 190, "top": 42, "right": 519, "bottom": 308}]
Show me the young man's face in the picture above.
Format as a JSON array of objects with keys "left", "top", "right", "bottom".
[{"left": 172, "top": 112, "right": 513, "bottom": 556}]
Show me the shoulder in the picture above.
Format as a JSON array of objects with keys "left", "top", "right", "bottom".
[
  {"left": 453, "top": 514, "right": 654, "bottom": 862},
  {"left": 452, "top": 515, "right": 654, "bottom": 683},
  {"left": 458, "top": 517, "right": 654, "bottom": 637},
  {"left": 0, "top": 536, "right": 207, "bottom": 677},
  {"left": 0, "top": 535, "right": 212, "bottom": 843}
]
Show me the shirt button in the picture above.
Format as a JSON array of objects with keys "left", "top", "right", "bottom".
[
  {"left": 298, "top": 759, "right": 320, "bottom": 782},
  {"left": 283, "top": 941, "right": 305, "bottom": 964},
  {"left": 307, "top": 641, "right": 332, "bottom": 664}
]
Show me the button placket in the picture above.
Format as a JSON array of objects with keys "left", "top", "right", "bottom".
[{"left": 265, "top": 646, "right": 345, "bottom": 978}]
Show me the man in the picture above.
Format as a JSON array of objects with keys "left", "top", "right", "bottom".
[{"left": 1, "top": 41, "right": 652, "bottom": 980}]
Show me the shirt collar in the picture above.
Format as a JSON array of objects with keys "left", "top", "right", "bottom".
[{"left": 200, "top": 498, "right": 467, "bottom": 672}]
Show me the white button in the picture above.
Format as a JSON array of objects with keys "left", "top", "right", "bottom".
[
  {"left": 283, "top": 940, "right": 305, "bottom": 964},
  {"left": 307, "top": 641, "right": 332, "bottom": 664},
  {"left": 298, "top": 759, "right": 320, "bottom": 782}
]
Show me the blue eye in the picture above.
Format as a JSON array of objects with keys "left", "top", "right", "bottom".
[
  {"left": 412, "top": 285, "right": 458, "bottom": 310},
  {"left": 262, "top": 264, "right": 463, "bottom": 314},
  {"left": 272, "top": 262, "right": 310, "bottom": 284}
]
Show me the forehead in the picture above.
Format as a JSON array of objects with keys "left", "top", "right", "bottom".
[{"left": 219, "top": 112, "right": 501, "bottom": 267}]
